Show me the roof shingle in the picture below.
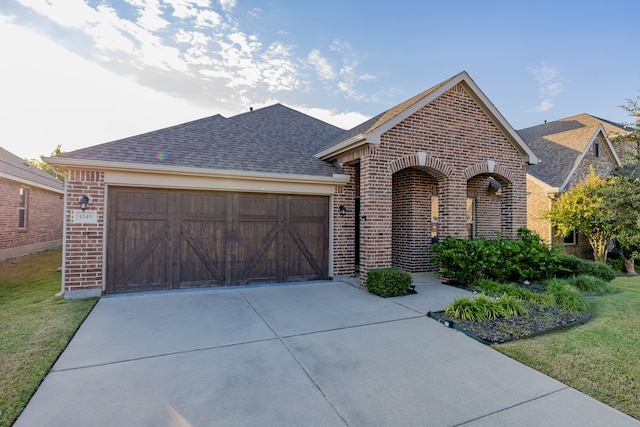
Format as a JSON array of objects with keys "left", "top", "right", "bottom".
[
  {"left": 0, "top": 146, "right": 63, "bottom": 190},
  {"left": 55, "top": 108, "right": 342, "bottom": 177}
]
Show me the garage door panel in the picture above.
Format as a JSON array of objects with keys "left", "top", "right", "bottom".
[
  {"left": 236, "top": 220, "right": 280, "bottom": 284},
  {"left": 110, "top": 219, "right": 171, "bottom": 293},
  {"left": 107, "top": 188, "right": 328, "bottom": 293},
  {"left": 179, "top": 220, "right": 226, "bottom": 287}
]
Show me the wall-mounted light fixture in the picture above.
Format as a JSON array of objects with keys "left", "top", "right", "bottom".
[
  {"left": 79, "top": 195, "right": 90, "bottom": 211},
  {"left": 339, "top": 205, "right": 347, "bottom": 216}
]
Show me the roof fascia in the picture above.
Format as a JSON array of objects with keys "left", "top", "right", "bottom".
[
  {"left": 315, "top": 134, "right": 369, "bottom": 160},
  {"left": 527, "top": 172, "right": 560, "bottom": 194},
  {"left": 365, "top": 71, "right": 540, "bottom": 165},
  {"left": 0, "top": 171, "right": 64, "bottom": 194},
  {"left": 43, "top": 157, "right": 351, "bottom": 186}
]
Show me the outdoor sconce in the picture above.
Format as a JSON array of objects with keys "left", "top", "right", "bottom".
[
  {"left": 79, "top": 195, "right": 90, "bottom": 211},
  {"left": 339, "top": 205, "right": 347, "bottom": 216}
]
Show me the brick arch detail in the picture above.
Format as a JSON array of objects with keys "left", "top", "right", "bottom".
[
  {"left": 388, "top": 153, "right": 453, "bottom": 178},
  {"left": 462, "top": 162, "right": 514, "bottom": 184}
]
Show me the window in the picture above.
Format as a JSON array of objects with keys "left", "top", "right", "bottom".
[
  {"left": 431, "top": 195, "right": 439, "bottom": 239},
  {"left": 564, "top": 230, "right": 577, "bottom": 245},
  {"left": 19, "top": 188, "right": 28, "bottom": 229},
  {"left": 466, "top": 198, "right": 475, "bottom": 239},
  {"left": 594, "top": 142, "right": 600, "bottom": 158}
]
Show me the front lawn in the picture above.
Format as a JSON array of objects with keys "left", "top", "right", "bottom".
[
  {"left": 496, "top": 275, "right": 640, "bottom": 420},
  {"left": 0, "top": 249, "right": 98, "bottom": 427}
]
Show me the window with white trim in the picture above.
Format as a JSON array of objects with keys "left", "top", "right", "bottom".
[
  {"left": 466, "top": 198, "right": 475, "bottom": 239},
  {"left": 564, "top": 230, "right": 577, "bottom": 245},
  {"left": 19, "top": 188, "right": 28, "bottom": 229},
  {"left": 431, "top": 195, "right": 439, "bottom": 239}
]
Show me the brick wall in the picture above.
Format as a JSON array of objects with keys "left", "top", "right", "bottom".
[
  {"left": 391, "top": 168, "right": 437, "bottom": 272},
  {"left": 63, "top": 170, "right": 105, "bottom": 297},
  {"left": 332, "top": 84, "right": 528, "bottom": 283},
  {"left": 0, "top": 177, "right": 63, "bottom": 259},
  {"left": 526, "top": 177, "right": 552, "bottom": 243}
]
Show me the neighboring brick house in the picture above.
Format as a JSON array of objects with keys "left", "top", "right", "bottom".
[
  {"left": 519, "top": 114, "right": 622, "bottom": 259},
  {"left": 46, "top": 71, "right": 538, "bottom": 298},
  {"left": 0, "top": 147, "right": 64, "bottom": 262}
]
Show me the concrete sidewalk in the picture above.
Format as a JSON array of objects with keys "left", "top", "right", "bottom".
[{"left": 16, "top": 280, "right": 639, "bottom": 426}]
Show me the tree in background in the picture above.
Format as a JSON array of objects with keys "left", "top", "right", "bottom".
[
  {"left": 601, "top": 173, "right": 640, "bottom": 273},
  {"left": 611, "top": 94, "right": 640, "bottom": 165},
  {"left": 24, "top": 144, "right": 65, "bottom": 181},
  {"left": 545, "top": 170, "right": 611, "bottom": 263}
]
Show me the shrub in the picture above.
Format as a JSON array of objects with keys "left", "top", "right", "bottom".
[
  {"left": 544, "top": 279, "right": 590, "bottom": 313},
  {"left": 444, "top": 293, "right": 528, "bottom": 321},
  {"left": 606, "top": 256, "right": 626, "bottom": 273},
  {"left": 445, "top": 297, "right": 477, "bottom": 321},
  {"left": 566, "top": 275, "right": 613, "bottom": 293},
  {"left": 365, "top": 268, "right": 412, "bottom": 297},
  {"left": 431, "top": 229, "right": 561, "bottom": 286},
  {"left": 497, "top": 294, "right": 530, "bottom": 317},
  {"left": 555, "top": 254, "right": 617, "bottom": 282},
  {"left": 475, "top": 279, "right": 554, "bottom": 305}
]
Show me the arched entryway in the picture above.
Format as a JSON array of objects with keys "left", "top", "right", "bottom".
[{"left": 391, "top": 166, "right": 446, "bottom": 272}]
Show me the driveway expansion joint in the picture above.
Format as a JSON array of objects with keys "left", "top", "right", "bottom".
[{"left": 452, "top": 385, "right": 571, "bottom": 426}]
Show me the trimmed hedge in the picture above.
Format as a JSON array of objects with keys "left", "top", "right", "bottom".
[
  {"left": 366, "top": 268, "right": 412, "bottom": 297},
  {"left": 431, "top": 228, "right": 562, "bottom": 286},
  {"left": 555, "top": 254, "right": 617, "bottom": 282}
]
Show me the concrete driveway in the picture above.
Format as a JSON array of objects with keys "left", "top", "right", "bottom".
[{"left": 16, "top": 280, "right": 639, "bottom": 427}]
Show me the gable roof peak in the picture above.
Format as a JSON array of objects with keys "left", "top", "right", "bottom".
[{"left": 317, "top": 71, "right": 539, "bottom": 164}]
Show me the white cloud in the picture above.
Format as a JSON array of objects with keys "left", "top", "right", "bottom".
[
  {"left": 529, "top": 62, "right": 563, "bottom": 113},
  {"left": 218, "top": 0, "right": 236, "bottom": 12},
  {"left": 294, "top": 105, "right": 369, "bottom": 129},
  {"left": 308, "top": 49, "right": 336, "bottom": 80},
  {"left": 0, "top": 21, "right": 214, "bottom": 161}
]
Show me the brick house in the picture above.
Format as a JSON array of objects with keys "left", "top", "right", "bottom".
[
  {"left": 519, "top": 114, "right": 622, "bottom": 259},
  {"left": 46, "top": 71, "right": 538, "bottom": 298},
  {"left": 0, "top": 146, "right": 64, "bottom": 262}
]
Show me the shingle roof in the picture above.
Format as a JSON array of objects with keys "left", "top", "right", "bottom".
[
  {"left": 227, "top": 103, "right": 344, "bottom": 155},
  {"left": 54, "top": 106, "right": 343, "bottom": 177},
  {"left": 320, "top": 75, "right": 454, "bottom": 153},
  {"left": 0, "top": 146, "right": 63, "bottom": 191},
  {"left": 518, "top": 114, "right": 623, "bottom": 188}
]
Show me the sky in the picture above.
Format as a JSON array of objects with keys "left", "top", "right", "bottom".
[{"left": 1, "top": 0, "right": 639, "bottom": 161}]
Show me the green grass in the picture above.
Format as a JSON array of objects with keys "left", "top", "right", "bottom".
[
  {"left": 0, "top": 249, "right": 98, "bottom": 427},
  {"left": 496, "top": 275, "right": 640, "bottom": 420}
]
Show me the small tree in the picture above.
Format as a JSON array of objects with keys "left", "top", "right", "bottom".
[
  {"left": 611, "top": 94, "right": 640, "bottom": 164},
  {"left": 545, "top": 170, "right": 611, "bottom": 263},
  {"left": 24, "top": 144, "right": 65, "bottom": 181},
  {"left": 601, "top": 174, "right": 640, "bottom": 262}
]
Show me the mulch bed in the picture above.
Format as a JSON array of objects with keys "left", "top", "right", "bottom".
[{"left": 431, "top": 280, "right": 591, "bottom": 344}]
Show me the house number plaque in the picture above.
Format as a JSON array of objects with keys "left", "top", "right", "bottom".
[{"left": 72, "top": 210, "right": 97, "bottom": 223}]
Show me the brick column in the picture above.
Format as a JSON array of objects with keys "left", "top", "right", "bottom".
[
  {"left": 64, "top": 170, "right": 105, "bottom": 298},
  {"left": 359, "top": 153, "right": 392, "bottom": 285}
]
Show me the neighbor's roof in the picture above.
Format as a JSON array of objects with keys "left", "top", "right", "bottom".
[
  {"left": 48, "top": 105, "right": 343, "bottom": 178},
  {"left": 0, "top": 146, "right": 63, "bottom": 193},
  {"left": 519, "top": 114, "right": 623, "bottom": 189}
]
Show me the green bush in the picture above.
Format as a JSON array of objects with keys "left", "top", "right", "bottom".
[
  {"left": 475, "top": 279, "right": 554, "bottom": 305},
  {"left": 445, "top": 297, "right": 477, "bottom": 321},
  {"left": 365, "top": 268, "right": 412, "bottom": 297},
  {"left": 432, "top": 228, "right": 561, "bottom": 286},
  {"left": 606, "top": 256, "right": 626, "bottom": 273},
  {"left": 444, "top": 293, "right": 528, "bottom": 321},
  {"left": 544, "top": 279, "right": 590, "bottom": 313},
  {"left": 555, "top": 254, "right": 617, "bottom": 282},
  {"left": 566, "top": 275, "right": 613, "bottom": 293},
  {"left": 497, "top": 294, "right": 530, "bottom": 317}
]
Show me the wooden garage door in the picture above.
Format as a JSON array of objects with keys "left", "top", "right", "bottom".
[{"left": 106, "top": 187, "right": 329, "bottom": 293}]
